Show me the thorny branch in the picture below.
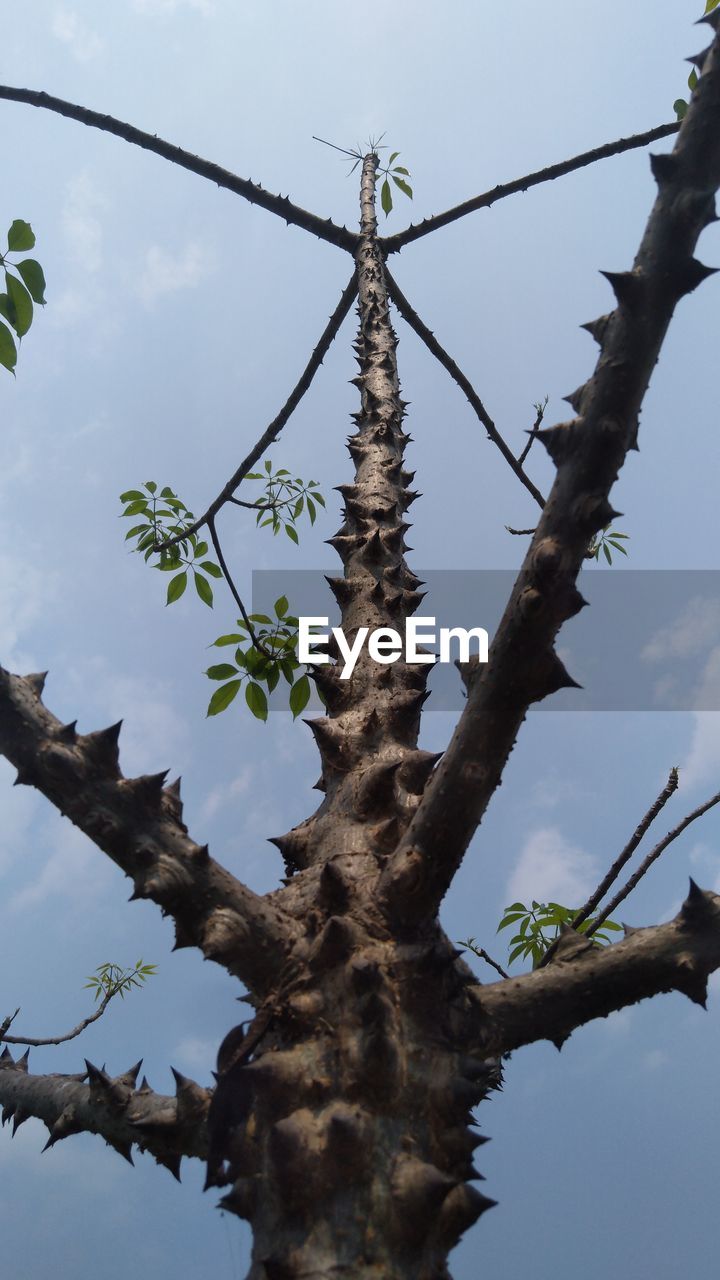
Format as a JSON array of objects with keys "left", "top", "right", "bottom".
[
  {"left": 381, "top": 122, "right": 680, "bottom": 254},
  {"left": 0, "top": 665, "right": 297, "bottom": 994},
  {"left": 474, "top": 883, "right": 720, "bottom": 1056},
  {"left": 385, "top": 268, "right": 546, "bottom": 509},
  {"left": 379, "top": 18, "right": 720, "bottom": 926},
  {"left": 0, "top": 85, "right": 358, "bottom": 252}
]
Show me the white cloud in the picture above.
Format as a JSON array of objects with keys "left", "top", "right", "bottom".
[
  {"left": 0, "top": 549, "right": 54, "bottom": 672},
  {"left": 52, "top": 10, "right": 104, "bottom": 62},
  {"left": 62, "top": 173, "right": 109, "bottom": 273},
  {"left": 8, "top": 821, "right": 114, "bottom": 914},
  {"left": 136, "top": 242, "right": 213, "bottom": 306},
  {"left": 201, "top": 767, "right": 253, "bottom": 821},
  {"left": 642, "top": 1048, "right": 669, "bottom": 1071},
  {"left": 132, "top": 0, "right": 213, "bottom": 14},
  {"left": 506, "top": 826, "right": 596, "bottom": 906},
  {"left": 642, "top": 597, "right": 720, "bottom": 663},
  {"left": 677, "top": 712, "right": 720, "bottom": 792},
  {"left": 171, "top": 1036, "right": 216, "bottom": 1077}
]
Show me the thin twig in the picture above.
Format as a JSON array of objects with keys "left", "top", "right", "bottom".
[
  {"left": 474, "top": 948, "right": 509, "bottom": 980},
  {"left": 517, "top": 397, "right": 548, "bottom": 467},
  {"left": 2, "top": 992, "right": 113, "bottom": 1047},
  {"left": 0, "top": 85, "right": 358, "bottom": 252},
  {"left": 538, "top": 768, "right": 680, "bottom": 968},
  {"left": 382, "top": 122, "right": 680, "bottom": 254},
  {"left": 587, "top": 790, "right": 720, "bottom": 936},
  {"left": 0, "top": 1009, "right": 20, "bottom": 1038},
  {"left": 155, "top": 274, "right": 358, "bottom": 553},
  {"left": 207, "top": 517, "right": 274, "bottom": 661},
  {"left": 385, "top": 269, "right": 545, "bottom": 509}
]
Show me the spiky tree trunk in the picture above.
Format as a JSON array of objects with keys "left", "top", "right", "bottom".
[{"left": 205, "top": 151, "right": 497, "bottom": 1280}]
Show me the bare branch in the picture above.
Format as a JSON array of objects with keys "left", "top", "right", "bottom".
[
  {"left": 0, "top": 665, "right": 296, "bottom": 994},
  {"left": 0, "top": 1048, "right": 209, "bottom": 1179},
  {"left": 0, "top": 1010, "right": 19, "bottom": 1038},
  {"left": 385, "top": 269, "right": 546, "bottom": 509},
  {"left": 206, "top": 516, "right": 276, "bottom": 661},
  {"left": 382, "top": 122, "right": 680, "bottom": 254},
  {"left": 379, "top": 27, "right": 720, "bottom": 926},
  {"left": 587, "top": 790, "right": 720, "bottom": 937},
  {"left": 575, "top": 767, "right": 679, "bottom": 930},
  {"left": 0, "top": 85, "right": 358, "bottom": 253},
  {"left": 155, "top": 273, "right": 358, "bottom": 553},
  {"left": 536, "top": 767, "right": 679, "bottom": 968},
  {"left": 2, "top": 992, "right": 114, "bottom": 1047},
  {"left": 517, "top": 397, "right": 548, "bottom": 467},
  {"left": 472, "top": 882, "right": 720, "bottom": 1056}
]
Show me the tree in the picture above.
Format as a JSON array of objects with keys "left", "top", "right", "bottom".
[{"left": 1, "top": 6, "right": 720, "bottom": 1278}]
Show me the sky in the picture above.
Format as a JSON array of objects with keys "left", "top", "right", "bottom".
[{"left": 1, "top": 2, "right": 720, "bottom": 1277}]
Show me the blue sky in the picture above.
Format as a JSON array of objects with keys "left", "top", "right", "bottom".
[{"left": 1, "top": 2, "right": 720, "bottom": 1277}]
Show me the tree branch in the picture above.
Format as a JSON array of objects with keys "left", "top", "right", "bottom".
[
  {"left": 0, "top": 666, "right": 296, "bottom": 994},
  {"left": 0, "top": 1048, "right": 209, "bottom": 1180},
  {"left": 154, "top": 273, "right": 358, "bottom": 553},
  {"left": 382, "top": 122, "right": 680, "bottom": 254},
  {"left": 587, "top": 789, "right": 720, "bottom": 937},
  {"left": 537, "top": 768, "right": 680, "bottom": 967},
  {"left": 0, "top": 85, "right": 358, "bottom": 253},
  {"left": 379, "top": 23, "right": 720, "bottom": 925},
  {"left": 385, "top": 268, "right": 546, "bottom": 510},
  {"left": 2, "top": 992, "right": 115, "bottom": 1047},
  {"left": 472, "top": 881, "right": 720, "bottom": 1056}
]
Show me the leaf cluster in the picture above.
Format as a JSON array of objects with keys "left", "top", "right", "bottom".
[
  {"left": 379, "top": 152, "right": 413, "bottom": 218},
  {"left": 0, "top": 220, "right": 47, "bottom": 373},
  {"left": 206, "top": 594, "right": 310, "bottom": 721},
  {"left": 120, "top": 481, "right": 223, "bottom": 607},
  {"left": 245, "top": 460, "right": 325, "bottom": 545},
  {"left": 588, "top": 525, "right": 629, "bottom": 565},
  {"left": 497, "top": 901, "right": 622, "bottom": 968},
  {"left": 83, "top": 959, "right": 157, "bottom": 1003}
]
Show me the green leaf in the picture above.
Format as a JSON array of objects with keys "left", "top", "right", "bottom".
[
  {"left": 388, "top": 151, "right": 400, "bottom": 165},
  {"left": 166, "top": 571, "right": 187, "bottom": 604},
  {"left": 16, "top": 258, "right": 46, "bottom": 304},
  {"left": 603, "top": 543, "right": 612, "bottom": 565},
  {"left": 206, "top": 663, "right": 239, "bottom": 680},
  {"left": 194, "top": 571, "right": 214, "bottom": 607},
  {"left": 213, "top": 633, "right": 245, "bottom": 646},
  {"left": 289, "top": 674, "right": 311, "bottom": 719},
  {"left": 275, "top": 595, "right": 289, "bottom": 618},
  {"left": 0, "top": 292, "right": 15, "bottom": 326},
  {"left": 285, "top": 524, "right": 299, "bottom": 545},
  {"left": 249, "top": 613, "right": 273, "bottom": 625},
  {"left": 507, "top": 944, "right": 528, "bottom": 965},
  {"left": 245, "top": 681, "right": 268, "bottom": 721},
  {"left": 266, "top": 665, "right": 280, "bottom": 694},
  {"left": 6, "top": 272, "right": 33, "bottom": 337},
  {"left": 306, "top": 496, "right": 317, "bottom": 525},
  {"left": 200, "top": 561, "right": 223, "bottom": 578},
  {"left": 145, "top": 481, "right": 157, "bottom": 494},
  {"left": 122, "top": 499, "right": 150, "bottom": 516},
  {"left": 0, "top": 320, "right": 17, "bottom": 372},
  {"left": 207, "top": 679, "right": 242, "bottom": 716},
  {"left": 381, "top": 178, "right": 393, "bottom": 216},
  {"left": 674, "top": 98, "right": 688, "bottom": 121},
  {"left": 391, "top": 175, "right": 413, "bottom": 199},
  {"left": 688, "top": 67, "right": 699, "bottom": 92},
  {"left": 705, "top": 0, "right": 720, "bottom": 10},
  {"left": 391, "top": 166, "right": 410, "bottom": 176},
  {"left": 7, "top": 219, "right": 35, "bottom": 252},
  {"left": 293, "top": 496, "right": 304, "bottom": 518},
  {"left": 120, "top": 489, "right": 147, "bottom": 503}
]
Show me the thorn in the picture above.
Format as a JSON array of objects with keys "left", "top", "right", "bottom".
[
  {"left": 56, "top": 721, "right": 78, "bottom": 744},
  {"left": 164, "top": 776, "right": 183, "bottom": 818},
  {"left": 123, "top": 770, "right": 170, "bottom": 806},
  {"left": 649, "top": 152, "right": 679, "bottom": 187},
  {"left": 24, "top": 671, "right": 48, "bottom": 698},
  {"left": 12, "top": 1107, "right": 30, "bottom": 1136},
  {"left": 676, "top": 258, "right": 718, "bottom": 298},
  {"left": 82, "top": 722, "right": 123, "bottom": 772},
  {"left": 697, "top": 5, "right": 720, "bottom": 26},
  {"left": 563, "top": 385, "right": 586, "bottom": 414},
  {"left": 580, "top": 314, "right": 611, "bottom": 345},
  {"left": 600, "top": 269, "right": 643, "bottom": 309},
  {"left": 118, "top": 1060, "right": 143, "bottom": 1088}
]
